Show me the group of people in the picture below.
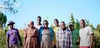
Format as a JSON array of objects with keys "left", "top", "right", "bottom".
[{"left": 6, "top": 16, "right": 94, "bottom": 48}]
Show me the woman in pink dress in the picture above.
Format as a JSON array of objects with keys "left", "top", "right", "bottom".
[{"left": 24, "top": 21, "right": 38, "bottom": 48}]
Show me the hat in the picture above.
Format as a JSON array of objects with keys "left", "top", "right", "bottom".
[
  {"left": 7, "top": 21, "right": 15, "bottom": 26},
  {"left": 68, "top": 22, "right": 74, "bottom": 26}
]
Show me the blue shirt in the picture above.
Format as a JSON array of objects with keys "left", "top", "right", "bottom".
[{"left": 38, "top": 27, "right": 54, "bottom": 42}]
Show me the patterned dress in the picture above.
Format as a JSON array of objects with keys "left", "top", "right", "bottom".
[
  {"left": 24, "top": 27, "right": 38, "bottom": 48},
  {"left": 40, "top": 29, "right": 52, "bottom": 48}
]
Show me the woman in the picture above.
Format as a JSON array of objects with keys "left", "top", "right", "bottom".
[
  {"left": 24, "top": 21, "right": 38, "bottom": 48},
  {"left": 39, "top": 20, "right": 54, "bottom": 48}
]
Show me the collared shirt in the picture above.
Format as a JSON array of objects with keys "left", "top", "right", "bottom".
[
  {"left": 56, "top": 27, "right": 72, "bottom": 48},
  {"left": 38, "top": 27, "right": 54, "bottom": 42},
  {"left": 6, "top": 28, "right": 19, "bottom": 44},
  {"left": 52, "top": 26, "right": 60, "bottom": 44}
]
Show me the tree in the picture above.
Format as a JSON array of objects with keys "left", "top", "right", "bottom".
[
  {"left": 96, "top": 24, "right": 100, "bottom": 33},
  {"left": 96, "top": 24, "right": 100, "bottom": 30},
  {"left": 84, "top": 19, "right": 89, "bottom": 26},
  {"left": 89, "top": 24, "right": 95, "bottom": 30},
  {"left": 0, "top": 12, "right": 7, "bottom": 28},
  {"left": 70, "top": 13, "right": 75, "bottom": 24},
  {"left": 70, "top": 13, "right": 80, "bottom": 29},
  {"left": 75, "top": 19, "right": 80, "bottom": 29},
  {"left": 0, "top": 0, "right": 18, "bottom": 14}
]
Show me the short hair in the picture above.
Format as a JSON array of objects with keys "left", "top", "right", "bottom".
[
  {"left": 80, "top": 19, "right": 85, "bottom": 23},
  {"left": 60, "top": 21, "right": 65, "bottom": 25},
  {"left": 54, "top": 19, "right": 59, "bottom": 23},
  {"left": 43, "top": 20, "right": 49, "bottom": 24},
  {"left": 37, "top": 16, "right": 41, "bottom": 19}
]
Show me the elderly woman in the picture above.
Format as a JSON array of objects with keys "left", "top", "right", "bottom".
[
  {"left": 39, "top": 20, "right": 54, "bottom": 48},
  {"left": 24, "top": 21, "right": 38, "bottom": 48}
]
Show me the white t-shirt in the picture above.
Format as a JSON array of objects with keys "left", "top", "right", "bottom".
[
  {"left": 79, "top": 26, "right": 93, "bottom": 46},
  {"left": 35, "top": 24, "right": 44, "bottom": 29}
]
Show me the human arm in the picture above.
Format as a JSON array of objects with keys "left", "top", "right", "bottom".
[
  {"left": 69, "top": 31, "right": 72, "bottom": 48},
  {"left": 76, "top": 29, "right": 80, "bottom": 45},
  {"left": 89, "top": 27, "right": 94, "bottom": 48},
  {"left": 24, "top": 28, "right": 28, "bottom": 44},
  {"left": 35, "top": 29, "right": 38, "bottom": 36},
  {"left": 6, "top": 37, "right": 10, "bottom": 48},
  {"left": 50, "top": 28, "right": 54, "bottom": 44},
  {"left": 76, "top": 37, "right": 80, "bottom": 46},
  {"left": 17, "top": 29, "right": 22, "bottom": 46},
  {"left": 90, "top": 33, "right": 94, "bottom": 48},
  {"left": 6, "top": 31, "right": 10, "bottom": 48}
]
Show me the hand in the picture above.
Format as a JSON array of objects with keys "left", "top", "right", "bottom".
[
  {"left": 20, "top": 42, "right": 22, "bottom": 47},
  {"left": 76, "top": 42, "right": 79, "bottom": 45}
]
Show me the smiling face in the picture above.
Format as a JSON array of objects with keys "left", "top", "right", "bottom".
[
  {"left": 43, "top": 21, "right": 48, "bottom": 28},
  {"left": 54, "top": 19, "right": 59, "bottom": 26},
  {"left": 80, "top": 19, "right": 85, "bottom": 28},
  {"left": 60, "top": 21, "right": 65, "bottom": 29},
  {"left": 37, "top": 17, "right": 41, "bottom": 23},
  {"left": 37, "top": 16, "right": 41, "bottom": 24}
]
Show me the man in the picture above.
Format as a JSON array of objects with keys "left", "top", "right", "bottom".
[
  {"left": 56, "top": 21, "right": 72, "bottom": 48},
  {"left": 6, "top": 21, "right": 22, "bottom": 48},
  {"left": 79, "top": 19, "right": 94, "bottom": 48},
  {"left": 35, "top": 16, "right": 43, "bottom": 29},
  {"left": 52, "top": 19, "right": 60, "bottom": 48},
  {"left": 69, "top": 22, "right": 79, "bottom": 48},
  {"left": 35, "top": 16, "right": 43, "bottom": 48}
]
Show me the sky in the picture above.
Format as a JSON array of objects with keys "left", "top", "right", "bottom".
[{"left": 0, "top": 0, "right": 100, "bottom": 29}]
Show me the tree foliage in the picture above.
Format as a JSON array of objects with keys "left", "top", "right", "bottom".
[
  {"left": 96, "top": 24, "right": 100, "bottom": 30},
  {"left": 0, "top": 0, "right": 18, "bottom": 14},
  {"left": 84, "top": 19, "right": 89, "bottom": 26},
  {"left": 89, "top": 24, "right": 95, "bottom": 30},
  {"left": 75, "top": 19, "right": 80, "bottom": 29},
  {"left": 70, "top": 13, "right": 75, "bottom": 24},
  {"left": 70, "top": 13, "right": 80, "bottom": 29},
  {"left": 0, "top": 12, "right": 7, "bottom": 28}
]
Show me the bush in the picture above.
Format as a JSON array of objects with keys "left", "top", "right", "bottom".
[
  {"left": 0, "top": 29, "right": 7, "bottom": 48},
  {"left": 0, "top": 28, "right": 24, "bottom": 48}
]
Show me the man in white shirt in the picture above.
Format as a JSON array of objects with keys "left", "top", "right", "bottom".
[
  {"left": 79, "top": 19, "right": 94, "bottom": 48},
  {"left": 35, "top": 16, "right": 43, "bottom": 48},
  {"left": 35, "top": 16, "right": 43, "bottom": 29}
]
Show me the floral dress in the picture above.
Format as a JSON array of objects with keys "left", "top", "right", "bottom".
[{"left": 40, "top": 29, "right": 52, "bottom": 48}]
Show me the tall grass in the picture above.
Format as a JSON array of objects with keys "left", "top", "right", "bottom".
[
  {"left": 0, "top": 28, "right": 24, "bottom": 48},
  {"left": 0, "top": 29, "right": 7, "bottom": 48},
  {"left": 0, "top": 28, "right": 100, "bottom": 48}
]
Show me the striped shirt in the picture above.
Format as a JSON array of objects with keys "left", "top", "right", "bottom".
[{"left": 56, "top": 27, "right": 72, "bottom": 48}]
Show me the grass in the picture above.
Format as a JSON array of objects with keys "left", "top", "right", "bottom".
[
  {"left": 0, "top": 29, "right": 7, "bottom": 48},
  {"left": 0, "top": 29, "right": 24, "bottom": 48},
  {"left": 0, "top": 28, "right": 100, "bottom": 48}
]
